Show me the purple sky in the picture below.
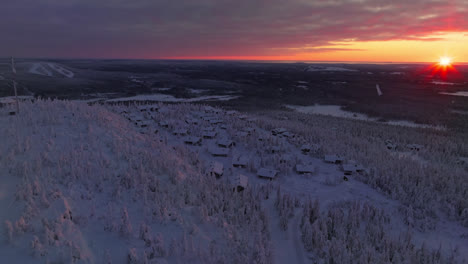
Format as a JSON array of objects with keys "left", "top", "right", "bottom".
[{"left": 1, "top": 0, "right": 467, "bottom": 59}]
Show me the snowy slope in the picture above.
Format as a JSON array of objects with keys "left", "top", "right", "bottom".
[
  {"left": 0, "top": 101, "right": 270, "bottom": 263},
  {"left": 1, "top": 100, "right": 467, "bottom": 263}
]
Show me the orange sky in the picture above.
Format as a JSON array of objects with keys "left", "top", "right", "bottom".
[{"left": 166, "top": 33, "right": 468, "bottom": 63}]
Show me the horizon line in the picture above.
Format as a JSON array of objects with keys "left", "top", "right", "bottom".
[{"left": 3, "top": 56, "right": 468, "bottom": 65}]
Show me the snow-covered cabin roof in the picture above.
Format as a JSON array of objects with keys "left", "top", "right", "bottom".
[
  {"left": 202, "top": 131, "right": 217, "bottom": 138},
  {"left": 159, "top": 121, "right": 169, "bottom": 127},
  {"left": 281, "top": 132, "right": 295, "bottom": 138},
  {"left": 257, "top": 168, "right": 278, "bottom": 179},
  {"left": 324, "top": 155, "right": 344, "bottom": 163},
  {"left": 183, "top": 136, "right": 202, "bottom": 145},
  {"left": 201, "top": 115, "right": 215, "bottom": 121},
  {"left": 342, "top": 164, "right": 356, "bottom": 173},
  {"left": 236, "top": 174, "right": 248, "bottom": 188},
  {"left": 139, "top": 120, "right": 152, "bottom": 128},
  {"left": 173, "top": 129, "right": 188, "bottom": 136},
  {"left": 296, "top": 164, "right": 315, "bottom": 174},
  {"left": 217, "top": 139, "right": 235, "bottom": 148},
  {"left": 271, "top": 128, "right": 288, "bottom": 135},
  {"left": 185, "top": 118, "right": 198, "bottom": 125},
  {"left": 301, "top": 145, "right": 311, "bottom": 152},
  {"left": 238, "top": 115, "right": 248, "bottom": 120},
  {"left": 232, "top": 156, "right": 248, "bottom": 167},
  {"left": 204, "top": 106, "right": 215, "bottom": 112},
  {"left": 210, "top": 161, "right": 224, "bottom": 176},
  {"left": 243, "top": 127, "right": 255, "bottom": 134},
  {"left": 210, "top": 119, "right": 224, "bottom": 125},
  {"left": 209, "top": 147, "right": 229, "bottom": 157}
]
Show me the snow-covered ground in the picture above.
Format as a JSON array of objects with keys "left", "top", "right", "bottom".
[
  {"left": 285, "top": 104, "right": 446, "bottom": 130},
  {"left": 433, "top": 81, "right": 457, "bottom": 85},
  {"left": 47, "top": 63, "right": 74, "bottom": 78},
  {"left": 1, "top": 100, "right": 467, "bottom": 263},
  {"left": 440, "top": 91, "right": 468, "bottom": 97},
  {"left": 106, "top": 94, "right": 239, "bottom": 103},
  {"left": 28, "top": 63, "right": 74, "bottom": 78},
  {"left": 28, "top": 63, "right": 53, "bottom": 77},
  {"left": 0, "top": 96, "right": 34, "bottom": 104}
]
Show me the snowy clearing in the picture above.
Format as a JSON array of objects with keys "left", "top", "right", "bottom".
[
  {"left": 376, "top": 84, "right": 383, "bottom": 96},
  {"left": 432, "top": 81, "right": 457, "bottom": 85},
  {"left": 47, "top": 63, "right": 74, "bottom": 78},
  {"left": 285, "top": 104, "right": 445, "bottom": 130},
  {"left": 106, "top": 94, "right": 240, "bottom": 103},
  {"left": 0, "top": 96, "right": 34, "bottom": 104},
  {"left": 28, "top": 63, "right": 53, "bottom": 77},
  {"left": 440, "top": 91, "right": 468, "bottom": 97}
]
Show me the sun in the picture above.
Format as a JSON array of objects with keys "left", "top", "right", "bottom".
[{"left": 439, "top": 56, "right": 452, "bottom": 66}]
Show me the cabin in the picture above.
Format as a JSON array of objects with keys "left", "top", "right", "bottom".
[
  {"left": 209, "top": 147, "right": 229, "bottom": 157},
  {"left": 236, "top": 131, "right": 249, "bottom": 137},
  {"left": 281, "top": 132, "right": 295, "bottom": 138},
  {"left": 204, "top": 106, "right": 215, "bottom": 113},
  {"left": 238, "top": 115, "right": 248, "bottom": 120},
  {"left": 202, "top": 131, "right": 217, "bottom": 139},
  {"left": 128, "top": 114, "right": 143, "bottom": 123},
  {"left": 385, "top": 140, "right": 397, "bottom": 150},
  {"left": 210, "top": 119, "right": 224, "bottom": 125},
  {"left": 232, "top": 156, "right": 248, "bottom": 168},
  {"left": 226, "top": 110, "right": 238, "bottom": 116},
  {"left": 407, "top": 144, "right": 423, "bottom": 151},
  {"left": 342, "top": 164, "right": 356, "bottom": 175},
  {"left": 220, "top": 124, "right": 227, "bottom": 130},
  {"left": 138, "top": 106, "right": 150, "bottom": 112},
  {"left": 269, "top": 146, "right": 282, "bottom": 154},
  {"left": 173, "top": 129, "right": 188, "bottom": 136},
  {"left": 138, "top": 105, "right": 159, "bottom": 112},
  {"left": 324, "top": 155, "right": 344, "bottom": 164},
  {"left": 271, "top": 128, "right": 288, "bottom": 136},
  {"left": 183, "top": 136, "right": 202, "bottom": 146},
  {"left": 301, "top": 145, "right": 311, "bottom": 153},
  {"left": 295, "top": 164, "right": 315, "bottom": 174},
  {"left": 159, "top": 121, "right": 169, "bottom": 128},
  {"left": 201, "top": 115, "right": 215, "bottom": 121},
  {"left": 257, "top": 168, "right": 278, "bottom": 180},
  {"left": 139, "top": 121, "right": 152, "bottom": 128},
  {"left": 234, "top": 175, "right": 248, "bottom": 192},
  {"left": 279, "top": 154, "right": 292, "bottom": 164},
  {"left": 243, "top": 127, "right": 255, "bottom": 135},
  {"left": 185, "top": 118, "right": 198, "bottom": 125},
  {"left": 209, "top": 161, "right": 224, "bottom": 178},
  {"left": 217, "top": 139, "right": 235, "bottom": 148},
  {"left": 354, "top": 164, "right": 365, "bottom": 173}
]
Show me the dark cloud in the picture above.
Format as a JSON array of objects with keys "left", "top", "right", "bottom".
[{"left": 1, "top": 0, "right": 467, "bottom": 58}]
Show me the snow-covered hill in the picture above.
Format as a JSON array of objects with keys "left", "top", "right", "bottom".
[{"left": 1, "top": 100, "right": 467, "bottom": 263}]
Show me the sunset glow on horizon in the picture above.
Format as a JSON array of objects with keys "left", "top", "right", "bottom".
[{"left": 1, "top": 1, "right": 468, "bottom": 62}]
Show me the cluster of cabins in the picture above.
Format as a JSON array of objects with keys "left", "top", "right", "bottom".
[{"left": 123, "top": 104, "right": 368, "bottom": 191}]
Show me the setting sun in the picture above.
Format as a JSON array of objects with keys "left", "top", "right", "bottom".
[{"left": 439, "top": 57, "right": 452, "bottom": 66}]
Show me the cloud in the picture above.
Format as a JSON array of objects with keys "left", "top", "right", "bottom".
[{"left": 1, "top": 0, "right": 467, "bottom": 58}]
